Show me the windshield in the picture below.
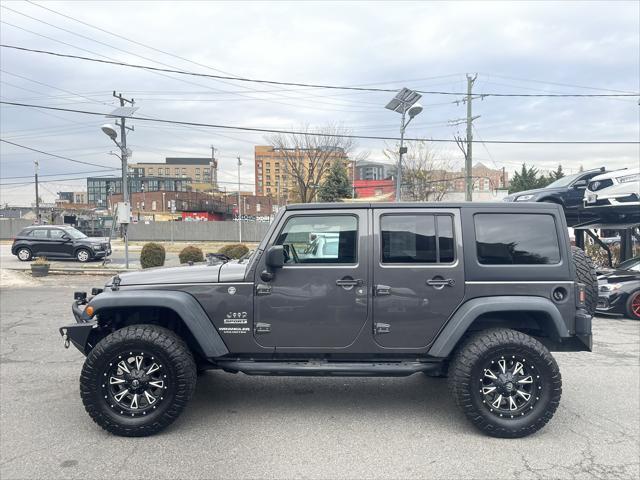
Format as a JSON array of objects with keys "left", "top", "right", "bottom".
[
  {"left": 618, "top": 257, "right": 640, "bottom": 271},
  {"left": 65, "top": 228, "right": 87, "bottom": 239},
  {"left": 546, "top": 172, "right": 583, "bottom": 188}
]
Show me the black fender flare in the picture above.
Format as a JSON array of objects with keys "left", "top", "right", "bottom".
[
  {"left": 428, "top": 296, "right": 570, "bottom": 358},
  {"left": 89, "top": 289, "right": 229, "bottom": 358}
]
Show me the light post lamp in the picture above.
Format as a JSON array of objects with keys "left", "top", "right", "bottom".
[
  {"left": 385, "top": 88, "right": 423, "bottom": 202},
  {"left": 237, "top": 156, "right": 242, "bottom": 243},
  {"left": 101, "top": 123, "right": 131, "bottom": 268}
]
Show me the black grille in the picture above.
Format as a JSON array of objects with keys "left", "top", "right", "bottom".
[{"left": 588, "top": 178, "right": 613, "bottom": 191}]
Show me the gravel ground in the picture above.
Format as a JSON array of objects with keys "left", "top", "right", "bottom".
[{"left": 1, "top": 272, "right": 638, "bottom": 479}]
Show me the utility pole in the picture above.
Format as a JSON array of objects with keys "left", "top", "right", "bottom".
[
  {"left": 34, "top": 160, "right": 40, "bottom": 224},
  {"left": 449, "top": 74, "right": 482, "bottom": 201},
  {"left": 237, "top": 156, "right": 242, "bottom": 243},
  {"left": 465, "top": 74, "right": 477, "bottom": 202},
  {"left": 113, "top": 91, "right": 135, "bottom": 268}
]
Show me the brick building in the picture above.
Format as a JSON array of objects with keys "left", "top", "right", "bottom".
[{"left": 254, "top": 145, "right": 349, "bottom": 202}]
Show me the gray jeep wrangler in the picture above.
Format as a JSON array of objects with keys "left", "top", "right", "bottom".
[{"left": 60, "top": 202, "right": 596, "bottom": 438}]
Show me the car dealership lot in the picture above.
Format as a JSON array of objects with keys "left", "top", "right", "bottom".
[{"left": 1, "top": 272, "right": 638, "bottom": 480}]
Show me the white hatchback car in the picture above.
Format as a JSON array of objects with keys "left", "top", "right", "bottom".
[{"left": 584, "top": 168, "right": 640, "bottom": 209}]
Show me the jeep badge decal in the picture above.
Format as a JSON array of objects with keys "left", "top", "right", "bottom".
[{"left": 227, "top": 286, "right": 236, "bottom": 295}]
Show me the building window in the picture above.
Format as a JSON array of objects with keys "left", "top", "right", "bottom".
[
  {"left": 151, "top": 201, "right": 157, "bottom": 211},
  {"left": 195, "top": 168, "right": 200, "bottom": 174},
  {"left": 175, "top": 168, "right": 180, "bottom": 175},
  {"left": 148, "top": 168, "right": 154, "bottom": 175},
  {"left": 256, "top": 203, "right": 261, "bottom": 212},
  {"left": 165, "top": 168, "right": 170, "bottom": 175}
]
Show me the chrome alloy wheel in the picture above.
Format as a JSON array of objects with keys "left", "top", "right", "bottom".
[
  {"left": 76, "top": 249, "right": 90, "bottom": 262},
  {"left": 479, "top": 355, "right": 539, "bottom": 418},
  {"left": 102, "top": 352, "right": 168, "bottom": 417},
  {"left": 17, "top": 248, "right": 31, "bottom": 261}
]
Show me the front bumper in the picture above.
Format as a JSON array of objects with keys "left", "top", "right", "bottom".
[
  {"left": 596, "top": 293, "right": 626, "bottom": 316},
  {"left": 59, "top": 301, "right": 96, "bottom": 355}
]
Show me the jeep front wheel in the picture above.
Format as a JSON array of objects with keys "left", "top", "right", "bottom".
[
  {"left": 80, "top": 325, "right": 197, "bottom": 437},
  {"left": 448, "top": 328, "right": 561, "bottom": 438}
]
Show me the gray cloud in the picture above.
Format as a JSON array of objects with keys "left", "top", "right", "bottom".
[{"left": 1, "top": 0, "right": 638, "bottom": 204}]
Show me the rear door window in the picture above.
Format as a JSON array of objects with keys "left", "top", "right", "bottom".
[
  {"left": 475, "top": 213, "right": 561, "bottom": 265},
  {"left": 31, "top": 229, "right": 48, "bottom": 239},
  {"left": 381, "top": 214, "right": 455, "bottom": 264}
]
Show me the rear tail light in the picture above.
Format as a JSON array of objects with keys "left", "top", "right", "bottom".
[{"left": 576, "top": 283, "right": 586, "bottom": 308}]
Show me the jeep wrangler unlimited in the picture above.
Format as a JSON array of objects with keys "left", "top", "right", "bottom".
[{"left": 60, "top": 203, "right": 596, "bottom": 438}]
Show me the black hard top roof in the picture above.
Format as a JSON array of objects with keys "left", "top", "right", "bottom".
[{"left": 285, "top": 202, "right": 555, "bottom": 210}]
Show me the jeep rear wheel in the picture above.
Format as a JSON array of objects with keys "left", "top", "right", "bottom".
[
  {"left": 571, "top": 246, "right": 598, "bottom": 316},
  {"left": 80, "top": 325, "right": 197, "bottom": 437},
  {"left": 448, "top": 328, "right": 561, "bottom": 438}
]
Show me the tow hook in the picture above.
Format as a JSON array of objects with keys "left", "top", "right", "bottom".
[{"left": 62, "top": 329, "right": 70, "bottom": 349}]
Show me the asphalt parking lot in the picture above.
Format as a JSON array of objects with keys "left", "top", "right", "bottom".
[{"left": 1, "top": 271, "right": 639, "bottom": 479}]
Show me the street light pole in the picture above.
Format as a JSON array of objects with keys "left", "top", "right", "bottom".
[
  {"left": 395, "top": 106, "right": 407, "bottom": 202},
  {"left": 237, "top": 156, "right": 242, "bottom": 243},
  {"left": 34, "top": 160, "right": 40, "bottom": 224},
  {"left": 385, "top": 88, "right": 422, "bottom": 203}
]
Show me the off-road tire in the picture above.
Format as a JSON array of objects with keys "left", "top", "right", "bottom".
[
  {"left": 626, "top": 290, "right": 640, "bottom": 320},
  {"left": 448, "top": 328, "right": 562, "bottom": 438},
  {"left": 80, "top": 325, "right": 197, "bottom": 437},
  {"left": 75, "top": 248, "right": 91, "bottom": 263},
  {"left": 571, "top": 246, "right": 598, "bottom": 316},
  {"left": 16, "top": 247, "right": 32, "bottom": 261}
]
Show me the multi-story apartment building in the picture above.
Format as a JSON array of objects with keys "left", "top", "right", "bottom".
[
  {"left": 86, "top": 175, "right": 191, "bottom": 209},
  {"left": 354, "top": 161, "right": 393, "bottom": 180},
  {"left": 130, "top": 158, "right": 217, "bottom": 187},
  {"left": 254, "top": 145, "right": 348, "bottom": 202}
]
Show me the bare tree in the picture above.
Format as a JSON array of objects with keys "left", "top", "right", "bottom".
[
  {"left": 384, "top": 141, "right": 454, "bottom": 201},
  {"left": 266, "top": 125, "right": 356, "bottom": 203}
]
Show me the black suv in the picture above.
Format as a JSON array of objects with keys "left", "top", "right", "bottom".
[
  {"left": 12, "top": 225, "right": 111, "bottom": 262},
  {"left": 503, "top": 168, "right": 606, "bottom": 226},
  {"left": 60, "top": 203, "right": 596, "bottom": 438}
]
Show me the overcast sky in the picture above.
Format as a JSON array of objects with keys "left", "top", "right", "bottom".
[{"left": 1, "top": 0, "right": 638, "bottom": 205}]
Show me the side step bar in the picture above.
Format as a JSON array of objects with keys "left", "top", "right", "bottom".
[{"left": 216, "top": 360, "right": 441, "bottom": 377}]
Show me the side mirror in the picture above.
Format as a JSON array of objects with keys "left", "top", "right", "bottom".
[
  {"left": 573, "top": 180, "right": 587, "bottom": 189},
  {"left": 265, "top": 245, "right": 285, "bottom": 269},
  {"left": 62, "top": 234, "right": 71, "bottom": 241}
]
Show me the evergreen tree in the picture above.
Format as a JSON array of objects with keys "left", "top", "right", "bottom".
[
  {"left": 548, "top": 164, "right": 565, "bottom": 182},
  {"left": 509, "top": 164, "right": 541, "bottom": 193},
  {"left": 318, "top": 160, "right": 353, "bottom": 202}
]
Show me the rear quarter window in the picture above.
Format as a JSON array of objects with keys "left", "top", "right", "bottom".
[{"left": 474, "top": 213, "right": 561, "bottom": 265}]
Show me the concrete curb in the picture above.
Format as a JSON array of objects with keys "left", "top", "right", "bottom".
[{"left": 3, "top": 266, "right": 134, "bottom": 275}]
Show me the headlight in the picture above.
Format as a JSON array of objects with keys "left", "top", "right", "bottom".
[
  {"left": 600, "top": 283, "right": 622, "bottom": 292},
  {"left": 92, "top": 245, "right": 103, "bottom": 250},
  {"left": 616, "top": 173, "right": 639, "bottom": 183},
  {"left": 516, "top": 194, "right": 536, "bottom": 201}
]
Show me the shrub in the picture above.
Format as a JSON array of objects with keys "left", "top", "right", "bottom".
[
  {"left": 218, "top": 243, "right": 249, "bottom": 259},
  {"left": 179, "top": 245, "right": 204, "bottom": 264},
  {"left": 140, "top": 242, "right": 165, "bottom": 269}
]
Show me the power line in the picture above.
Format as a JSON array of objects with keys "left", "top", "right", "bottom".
[
  {"left": 2, "top": 44, "right": 638, "bottom": 98},
  {"left": 1, "top": 168, "right": 119, "bottom": 179},
  {"left": 2, "top": 101, "right": 638, "bottom": 144},
  {"left": 0, "top": 139, "right": 119, "bottom": 168},
  {"left": 0, "top": 14, "right": 386, "bottom": 112}
]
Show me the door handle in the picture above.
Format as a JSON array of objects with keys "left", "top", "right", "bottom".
[
  {"left": 374, "top": 284, "right": 391, "bottom": 296},
  {"left": 426, "top": 278, "right": 455, "bottom": 288},
  {"left": 335, "top": 277, "right": 363, "bottom": 289}
]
